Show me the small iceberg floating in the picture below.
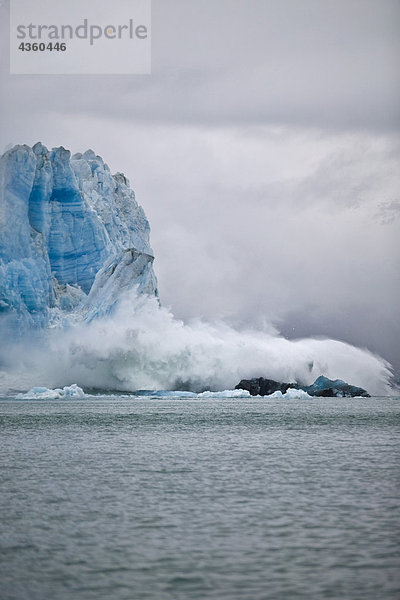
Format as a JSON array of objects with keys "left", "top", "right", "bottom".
[
  {"left": 266, "top": 388, "right": 312, "bottom": 399},
  {"left": 134, "top": 389, "right": 252, "bottom": 398},
  {"left": 134, "top": 390, "right": 198, "bottom": 398},
  {"left": 197, "top": 389, "right": 252, "bottom": 398},
  {"left": 17, "top": 384, "right": 85, "bottom": 400}
]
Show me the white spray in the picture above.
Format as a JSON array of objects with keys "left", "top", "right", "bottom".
[{"left": 0, "top": 292, "right": 393, "bottom": 396}]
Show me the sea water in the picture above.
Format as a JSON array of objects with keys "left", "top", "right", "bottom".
[{"left": 0, "top": 395, "right": 399, "bottom": 600}]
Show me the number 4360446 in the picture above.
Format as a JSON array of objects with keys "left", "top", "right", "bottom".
[{"left": 18, "top": 42, "right": 67, "bottom": 51}]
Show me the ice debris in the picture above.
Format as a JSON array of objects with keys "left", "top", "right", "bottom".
[{"left": 17, "top": 384, "right": 85, "bottom": 400}]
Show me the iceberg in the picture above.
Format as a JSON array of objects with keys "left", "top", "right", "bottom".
[
  {"left": 17, "top": 384, "right": 85, "bottom": 400},
  {"left": 196, "top": 389, "right": 252, "bottom": 398},
  {"left": 134, "top": 390, "right": 198, "bottom": 398},
  {"left": 133, "top": 389, "right": 252, "bottom": 398},
  {"left": 266, "top": 388, "right": 312, "bottom": 400},
  {"left": 0, "top": 143, "right": 158, "bottom": 332},
  {"left": 302, "top": 375, "right": 370, "bottom": 398}
]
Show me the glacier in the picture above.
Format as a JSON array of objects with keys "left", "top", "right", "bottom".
[{"left": 0, "top": 143, "right": 158, "bottom": 332}]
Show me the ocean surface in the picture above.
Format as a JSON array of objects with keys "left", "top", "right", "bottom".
[{"left": 1, "top": 394, "right": 399, "bottom": 600}]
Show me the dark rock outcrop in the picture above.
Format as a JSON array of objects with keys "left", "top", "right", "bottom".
[
  {"left": 235, "top": 375, "right": 370, "bottom": 398},
  {"left": 235, "top": 377, "right": 300, "bottom": 396}
]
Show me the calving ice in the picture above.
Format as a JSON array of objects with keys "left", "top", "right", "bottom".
[
  {"left": 0, "top": 144, "right": 393, "bottom": 396},
  {"left": 16, "top": 18, "right": 148, "bottom": 45}
]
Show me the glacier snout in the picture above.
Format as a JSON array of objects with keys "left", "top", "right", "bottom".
[{"left": 0, "top": 143, "right": 158, "bottom": 331}]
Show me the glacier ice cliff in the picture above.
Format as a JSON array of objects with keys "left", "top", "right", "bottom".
[{"left": 0, "top": 143, "right": 158, "bottom": 332}]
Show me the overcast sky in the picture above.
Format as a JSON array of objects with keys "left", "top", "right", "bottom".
[{"left": 0, "top": 0, "right": 399, "bottom": 373}]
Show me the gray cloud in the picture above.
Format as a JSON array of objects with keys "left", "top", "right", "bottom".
[
  {"left": 377, "top": 200, "right": 400, "bottom": 224},
  {"left": 1, "top": 0, "right": 400, "bottom": 132}
]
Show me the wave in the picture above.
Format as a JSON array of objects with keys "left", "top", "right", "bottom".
[{"left": 0, "top": 293, "right": 393, "bottom": 396}]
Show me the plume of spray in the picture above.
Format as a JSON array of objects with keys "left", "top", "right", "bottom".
[{"left": 0, "top": 290, "right": 393, "bottom": 396}]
